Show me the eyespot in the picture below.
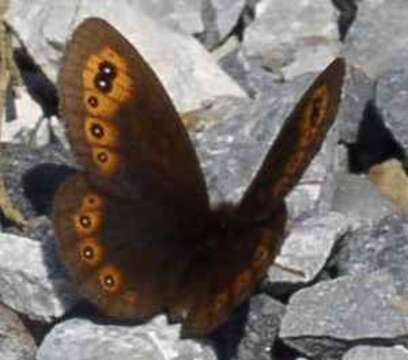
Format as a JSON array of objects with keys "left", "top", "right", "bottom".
[
  {"left": 91, "top": 123, "right": 104, "bottom": 138},
  {"left": 94, "top": 72, "right": 113, "bottom": 93},
  {"left": 79, "top": 237, "right": 104, "bottom": 266},
  {"left": 99, "top": 60, "right": 117, "bottom": 79},
  {"left": 87, "top": 95, "right": 99, "bottom": 108},
  {"left": 73, "top": 211, "right": 102, "bottom": 236},
  {"left": 83, "top": 89, "right": 119, "bottom": 117},
  {"left": 92, "top": 147, "right": 121, "bottom": 175},
  {"left": 84, "top": 117, "right": 120, "bottom": 148},
  {"left": 98, "top": 265, "right": 123, "bottom": 293},
  {"left": 97, "top": 151, "right": 108, "bottom": 163},
  {"left": 81, "top": 194, "right": 104, "bottom": 211}
]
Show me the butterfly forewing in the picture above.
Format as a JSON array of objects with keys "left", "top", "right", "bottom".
[
  {"left": 238, "top": 58, "right": 346, "bottom": 218},
  {"left": 179, "top": 58, "right": 345, "bottom": 334},
  {"left": 58, "top": 18, "right": 208, "bottom": 210}
]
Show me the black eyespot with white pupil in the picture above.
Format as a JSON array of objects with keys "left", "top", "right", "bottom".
[
  {"left": 91, "top": 123, "right": 104, "bottom": 138},
  {"left": 94, "top": 61, "right": 117, "bottom": 94},
  {"left": 83, "top": 246, "right": 94, "bottom": 259},
  {"left": 94, "top": 73, "right": 113, "bottom": 93},
  {"left": 80, "top": 215, "right": 92, "bottom": 228},
  {"left": 97, "top": 152, "right": 108, "bottom": 163},
  {"left": 99, "top": 61, "right": 117, "bottom": 79},
  {"left": 104, "top": 275, "right": 115, "bottom": 288}
]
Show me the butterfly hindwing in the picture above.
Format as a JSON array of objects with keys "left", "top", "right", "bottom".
[{"left": 53, "top": 173, "right": 203, "bottom": 320}]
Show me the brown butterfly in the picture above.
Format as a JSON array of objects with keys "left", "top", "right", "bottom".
[{"left": 53, "top": 17, "right": 345, "bottom": 336}]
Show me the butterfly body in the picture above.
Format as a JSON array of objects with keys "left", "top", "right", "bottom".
[{"left": 53, "top": 18, "right": 345, "bottom": 335}]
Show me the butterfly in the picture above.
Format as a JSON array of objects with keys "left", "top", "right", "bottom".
[{"left": 52, "top": 17, "right": 345, "bottom": 336}]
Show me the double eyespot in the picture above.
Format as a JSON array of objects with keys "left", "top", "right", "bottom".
[
  {"left": 82, "top": 46, "right": 133, "bottom": 118},
  {"left": 94, "top": 61, "right": 117, "bottom": 93}
]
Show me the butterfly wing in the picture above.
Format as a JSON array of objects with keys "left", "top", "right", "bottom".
[
  {"left": 58, "top": 18, "right": 208, "bottom": 208},
  {"left": 178, "top": 58, "right": 346, "bottom": 335},
  {"left": 53, "top": 174, "right": 201, "bottom": 319},
  {"left": 238, "top": 58, "right": 346, "bottom": 218},
  {"left": 54, "top": 18, "right": 209, "bottom": 320},
  {"left": 176, "top": 203, "right": 287, "bottom": 336}
]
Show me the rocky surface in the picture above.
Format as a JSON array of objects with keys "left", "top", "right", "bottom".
[
  {"left": 343, "top": 345, "right": 408, "bottom": 360},
  {"left": 0, "top": 232, "right": 77, "bottom": 322},
  {"left": 343, "top": 0, "right": 408, "bottom": 78},
  {"left": 332, "top": 172, "right": 396, "bottom": 224},
  {"left": 214, "top": 295, "right": 286, "bottom": 360},
  {"left": 369, "top": 159, "right": 408, "bottom": 215},
  {"left": 280, "top": 271, "right": 408, "bottom": 359},
  {"left": 6, "top": 0, "right": 246, "bottom": 113},
  {"left": 241, "top": 0, "right": 341, "bottom": 80},
  {"left": 337, "top": 64, "right": 375, "bottom": 144},
  {"left": 210, "top": 0, "right": 246, "bottom": 43},
  {"left": 376, "top": 66, "right": 408, "bottom": 151},
  {"left": 0, "top": 0, "right": 408, "bottom": 360},
  {"left": 267, "top": 212, "right": 350, "bottom": 288},
  {"left": 37, "top": 316, "right": 217, "bottom": 360},
  {"left": 0, "top": 303, "right": 37, "bottom": 360},
  {"left": 130, "top": 0, "right": 204, "bottom": 35},
  {"left": 333, "top": 213, "right": 408, "bottom": 279}
]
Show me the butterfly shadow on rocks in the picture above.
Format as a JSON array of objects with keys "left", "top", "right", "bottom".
[
  {"left": 343, "top": 100, "right": 405, "bottom": 173},
  {"left": 209, "top": 302, "right": 250, "bottom": 360},
  {"left": 14, "top": 152, "right": 81, "bottom": 314}
]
